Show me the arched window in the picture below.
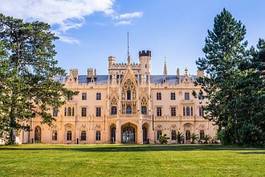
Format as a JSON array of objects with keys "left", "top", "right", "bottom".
[
  {"left": 126, "top": 105, "right": 132, "bottom": 114},
  {"left": 141, "top": 106, "right": 147, "bottom": 115},
  {"left": 67, "top": 131, "right": 72, "bottom": 141},
  {"left": 34, "top": 126, "right": 41, "bottom": 143},
  {"left": 157, "top": 130, "right": 162, "bottom": 140},
  {"left": 96, "top": 131, "right": 101, "bottom": 141},
  {"left": 127, "top": 90, "right": 131, "bottom": 100},
  {"left": 52, "top": 130, "right": 57, "bottom": 141},
  {"left": 171, "top": 130, "right": 177, "bottom": 140},
  {"left": 186, "top": 130, "right": 191, "bottom": 140},
  {"left": 81, "top": 131, "right": 86, "bottom": 141},
  {"left": 72, "top": 107, "right": 75, "bottom": 116}
]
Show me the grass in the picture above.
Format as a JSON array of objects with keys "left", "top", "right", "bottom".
[{"left": 0, "top": 144, "right": 265, "bottom": 177}]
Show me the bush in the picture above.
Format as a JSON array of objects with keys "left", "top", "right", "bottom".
[{"left": 159, "top": 134, "right": 169, "bottom": 144}]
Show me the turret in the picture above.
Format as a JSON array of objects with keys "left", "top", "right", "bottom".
[
  {"left": 69, "top": 69, "right": 78, "bottom": 83},
  {"left": 108, "top": 56, "right": 116, "bottom": 68},
  {"left": 87, "top": 68, "right": 96, "bottom": 83},
  {"left": 139, "top": 50, "right": 151, "bottom": 83}
]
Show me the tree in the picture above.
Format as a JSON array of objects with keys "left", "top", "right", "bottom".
[
  {"left": 159, "top": 134, "right": 169, "bottom": 144},
  {"left": 195, "top": 9, "right": 265, "bottom": 146},
  {"left": 191, "top": 133, "right": 199, "bottom": 144},
  {"left": 0, "top": 14, "right": 76, "bottom": 144},
  {"left": 176, "top": 131, "right": 184, "bottom": 144}
]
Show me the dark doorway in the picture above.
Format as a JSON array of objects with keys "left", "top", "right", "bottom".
[
  {"left": 121, "top": 123, "right": 136, "bottom": 144},
  {"left": 142, "top": 124, "right": 148, "bottom": 144},
  {"left": 34, "top": 126, "right": 41, "bottom": 143},
  {"left": 111, "top": 126, "right": 116, "bottom": 143}
]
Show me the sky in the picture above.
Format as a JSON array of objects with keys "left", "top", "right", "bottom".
[{"left": 1, "top": 0, "right": 265, "bottom": 75}]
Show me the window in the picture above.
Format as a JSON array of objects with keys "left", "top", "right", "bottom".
[
  {"left": 82, "top": 93, "right": 87, "bottom": 100},
  {"left": 184, "top": 92, "right": 190, "bottom": 100},
  {"left": 171, "top": 130, "right": 177, "bottom": 140},
  {"left": 52, "top": 130, "right": 57, "bottom": 141},
  {"left": 199, "top": 106, "right": 204, "bottom": 117},
  {"left": 191, "top": 107, "right": 193, "bottom": 116},
  {"left": 171, "top": 92, "right": 176, "bottom": 100},
  {"left": 96, "top": 131, "right": 101, "bottom": 141},
  {"left": 157, "top": 107, "right": 162, "bottom": 117},
  {"left": 183, "top": 107, "right": 185, "bottom": 116},
  {"left": 81, "top": 131, "right": 86, "bottom": 141},
  {"left": 96, "top": 93, "right": 101, "bottom": 100},
  {"left": 157, "top": 130, "right": 162, "bottom": 140},
  {"left": 81, "top": 107, "right": 87, "bottom": 117},
  {"left": 141, "top": 106, "right": 147, "bottom": 115},
  {"left": 200, "top": 130, "right": 205, "bottom": 140},
  {"left": 156, "top": 92, "right": 162, "bottom": 100},
  {"left": 53, "top": 108, "right": 59, "bottom": 117},
  {"left": 186, "top": 130, "right": 191, "bottom": 140},
  {"left": 183, "top": 106, "right": 193, "bottom": 117},
  {"left": 67, "top": 131, "right": 72, "bottom": 141},
  {"left": 64, "top": 108, "right": 67, "bottom": 116},
  {"left": 72, "top": 107, "right": 75, "bottom": 116},
  {"left": 171, "top": 107, "right": 176, "bottom": 117},
  {"left": 186, "top": 107, "right": 190, "bottom": 116},
  {"left": 126, "top": 105, "right": 132, "bottom": 114},
  {"left": 67, "top": 107, "right": 71, "bottom": 116},
  {"left": 127, "top": 90, "right": 131, "bottom": 100},
  {"left": 111, "top": 106, "right": 117, "bottom": 115},
  {"left": 96, "top": 107, "right": 101, "bottom": 117}
]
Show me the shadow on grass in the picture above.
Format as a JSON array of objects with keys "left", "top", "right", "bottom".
[{"left": 1, "top": 144, "right": 265, "bottom": 152}]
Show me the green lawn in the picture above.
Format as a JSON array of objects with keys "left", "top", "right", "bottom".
[{"left": 0, "top": 144, "right": 264, "bottom": 177}]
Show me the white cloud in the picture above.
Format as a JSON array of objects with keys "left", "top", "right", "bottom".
[{"left": 0, "top": 0, "right": 143, "bottom": 43}]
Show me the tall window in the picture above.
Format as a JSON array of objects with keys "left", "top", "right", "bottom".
[
  {"left": 127, "top": 90, "right": 131, "bottom": 100},
  {"left": 111, "top": 106, "right": 117, "bottom": 115},
  {"left": 184, "top": 92, "right": 190, "bottom": 100},
  {"left": 67, "top": 107, "right": 71, "bottom": 116},
  {"left": 186, "top": 130, "right": 191, "bottom": 140},
  {"left": 72, "top": 107, "right": 75, "bottom": 116},
  {"left": 81, "top": 131, "right": 86, "bottom": 141},
  {"left": 199, "top": 106, "right": 204, "bottom": 117},
  {"left": 157, "top": 130, "right": 162, "bottom": 140},
  {"left": 171, "top": 107, "right": 176, "bottom": 117},
  {"left": 126, "top": 105, "right": 132, "bottom": 114},
  {"left": 96, "top": 107, "right": 101, "bottom": 117},
  {"left": 191, "top": 107, "right": 193, "bottom": 116},
  {"left": 96, "top": 93, "right": 101, "bottom": 100},
  {"left": 157, "top": 107, "right": 162, "bottom": 117},
  {"left": 81, "top": 107, "right": 87, "bottom": 117},
  {"left": 141, "top": 106, "right": 147, "bottom": 115},
  {"left": 186, "top": 107, "right": 190, "bottom": 116},
  {"left": 200, "top": 130, "right": 205, "bottom": 140},
  {"left": 171, "top": 130, "right": 177, "bottom": 140},
  {"left": 53, "top": 108, "right": 59, "bottom": 117},
  {"left": 82, "top": 93, "right": 87, "bottom": 100},
  {"left": 67, "top": 131, "right": 72, "bottom": 141},
  {"left": 96, "top": 131, "right": 101, "bottom": 141},
  {"left": 52, "top": 130, "right": 57, "bottom": 141},
  {"left": 156, "top": 92, "right": 162, "bottom": 100},
  {"left": 171, "top": 92, "right": 176, "bottom": 100}
]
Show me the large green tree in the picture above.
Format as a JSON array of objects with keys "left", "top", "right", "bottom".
[
  {"left": 0, "top": 14, "right": 76, "bottom": 144},
  {"left": 195, "top": 9, "right": 265, "bottom": 145}
]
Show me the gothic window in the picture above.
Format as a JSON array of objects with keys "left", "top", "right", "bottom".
[
  {"left": 141, "top": 97, "right": 148, "bottom": 115},
  {"left": 186, "top": 107, "right": 190, "bottom": 116},
  {"left": 127, "top": 90, "right": 131, "bottom": 100},
  {"left": 82, "top": 93, "right": 87, "bottom": 100},
  {"left": 81, "top": 131, "right": 86, "bottom": 141},
  {"left": 199, "top": 106, "right": 204, "bottom": 117},
  {"left": 126, "top": 105, "right": 132, "bottom": 114},
  {"left": 171, "top": 107, "right": 176, "bottom": 117},
  {"left": 67, "top": 131, "right": 72, "bottom": 141},
  {"left": 81, "top": 107, "right": 87, "bottom": 117},
  {"left": 157, "top": 92, "right": 162, "bottom": 100},
  {"left": 52, "top": 130, "right": 57, "bottom": 141},
  {"left": 191, "top": 107, "right": 193, "bottom": 116},
  {"left": 111, "top": 106, "right": 117, "bottom": 115},
  {"left": 96, "top": 93, "right": 101, "bottom": 100},
  {"left": 184, "top": 92, "right": 190, "bottom": 100},
  {"left": 53, "top": 108, "right": 59, "bottom": 117},
  {"left": 157, "top": 130, "right": 162, "bottom": 140},
  {"left": 72, "top": 107, "right": 75, "bottom": 116},
  {"left": 171, "top": 92, "right": 176, "bottom": 100},
  {"left": 157, "top": 107, "right": 162, "bottom": 117},
  {"left": 141, "top": 106, "right": 147, "bottom": 115},
  {"left": 96, "top": 131, "right": 101, "bottom": 141},
  {"left": 171, "top": 130, "right": 177, "bottom": 140},
  {"left": 67, "top": 107, "right": 71, "bottom": 116},
  {"left": 200, "top": 130, "right": 205, "bottom": 140},
  {"left": 96, "top": 107, "right": 101, "bottom": 117}
]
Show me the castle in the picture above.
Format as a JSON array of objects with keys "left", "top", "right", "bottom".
[{"left": 18, "top": 50, "right": 217, "bottom": 144}]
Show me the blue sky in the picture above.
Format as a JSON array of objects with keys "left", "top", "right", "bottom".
[{"left": 1, "top": 0, "right": 265, "bottom": 75}]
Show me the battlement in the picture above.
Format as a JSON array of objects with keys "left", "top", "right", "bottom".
[{"left": 139, "top": 50, "right": 151, "bottom": 57}]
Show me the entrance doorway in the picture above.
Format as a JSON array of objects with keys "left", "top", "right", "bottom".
[{"left": 121, "top": 123, "right": 137, "bottom": 144}]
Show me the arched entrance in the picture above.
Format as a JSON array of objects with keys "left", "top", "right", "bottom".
[
  {"left": 121, "top": 123, "right": 137, "bottom": 144},
  {"left": 34, "top": 126, "right": 41, "bottom": 143},
  {"left": 142, "top": 123, "right": 149, "bottom": 144},
  {"left": 110, "top": 124, "right": 116, "bottom": 144}
]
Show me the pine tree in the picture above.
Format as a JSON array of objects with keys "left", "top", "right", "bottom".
[{"left": 0, "top": 14, "right": 76, "bottom": 144}]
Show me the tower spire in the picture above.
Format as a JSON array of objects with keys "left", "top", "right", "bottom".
[
  {"left": 163, "top": 57, "right": 167, "bottom": 76},
  {"left": 127, "top": 32, "right": 131, "bottom": 64}
]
